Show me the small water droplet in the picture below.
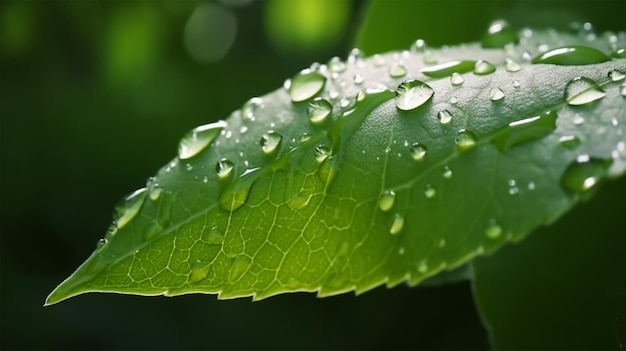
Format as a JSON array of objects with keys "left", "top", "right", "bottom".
[
  {"left": 228, "top": 256, "right": 251, "bottom": 282},
  {"left": 512, "top": 80, "right": 521, "bottom": 88},
  {"left": 314, "top": 145, "right": 330, "bottom": 163},
  {"left": 564, "top": 77, "right": 606, "bottom": 105},
  {"left": 328, "top": 56, "right": 346, "bottom": 72},
  {"left": 485, "top": 219, "right": 502, "bottom": 239},
  {"left": 96, "top": 238, "right": 108, "bottom": 249},
  {"left": 559, "top": 135, "right": 581, "bottom": 149},
  {"left": 437, "top": 110, "right": 452, "bottom": 124},
  {"left": 528, "top": 182, "right": 536, "bottom": 190},
  {"left": 242, "top": 97, "right": 262, "bottom": 121},
  {"left": 340, "top": 98, "right": 351, "bottom": 108},
  {"left": 489, "top": 87, "right": 505, "bottom": 101},
  {"left": 353, "top": 74, "right": 364, "bottom": 85},
  {"left": 418, "top": 261, "right": 428, "bottom": 273},
  {"left": 449, "top": 96, "right": 458, "bottom": 105},
  {"left": 608, "top": 69, "right": 625, "bottom": 82},
  {"left": 204, "top": 226, "right": 224, "bottom": 245},
  {"left": 409, "top": 143, "right": 427, "bottom": 161},
  {"left": 411, "top": 38, "right": 427, "bottom": 53},
  {"left": 307, "top": 98, "right": 332, "bottom": 125},
  {"left": 149, "top": 186, "right": 163, "bottom": 201},
  {"left": 189, "top": 259, "right": 211, "bottom": 283},
  {"left": 421, "top": 60, "right": 475, "bottom": 78},
  {"left": 505, "top": 58, "right": 522, "bottom": 72},
  {"left": 508, "top": 179, "right": 519, "bottom": 195},
  {"left": 532, "top": 46, "right": 610, "bottom": 65},
  {"left": 482, "top": 20, "right": 518, "bottom": 48},
  {"left": 450, "top": 72, "right": 464, "bottom": 85},
  {"left": 289, "top": 69, "right": 326, "bottom": 102},
  {"left": 178, "top": 121, "right": 227, "bottom": 160},
  {"left": 389, "top": 64, "right": 407, "bottom": 78},
  {"left": 260, "top": 131, "right": 282, "bottom": 155},
  {"left": 561, "top": 155, "right": 611, "bottom": 194},
  {"left": 474, "top": 60, "right": 496, "bottom": 75},
  {"left": 378, "top": 190, "right": 396, "bottom": 212},
  {"left": 455, "top": 130, "right": 477, "bottom": 150},
  {"left": 389, "top": 213, "right": 405, "bottom": 235},
  {"left": 443, "top": 166, "right": 453, "bottom": 179},
  {"left": 114, "top": 188, "right": 147, "bottom": 229},
  {"left": 395, "top": 80, "right": 434, "bottom": 111},
  {"left": 373, "top": 54, "right": 386, "bottom": 66},
  {"left": 398, "top": 247, "right": 405, "bottom": 255},
  {"left": 424, "top": 184, "right": 436, "bottom": 199},
  {"left": 216, "top": 158, "right": 234, "bottom": 180},
  {"left": 438, "top": 238, "right": 446, "bottom": 247},
  {"left": 612, "top": 48, "right": 626, "bottom": 58}
]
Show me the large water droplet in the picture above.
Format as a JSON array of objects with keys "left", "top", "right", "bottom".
[
  {"left": 218, "top": 168, "right": 261, "bottom": 211},
  {"left": 114, "top": 188, "right": 147, "bottom": 229},
  {"left": 289, "top": 70, "right": 326, "bottom": 102},
  {"left": 409, "top": 143, "right": 427, "bottom": 161},
  {"left": 260, "top": 131, "right": 282, "bottom": 155},
  {"left": 204, "top": 226, "right": 225, "bottom": 245},
  {"left": 564, "top": 77, "right": 606, "bottom": 105},
  {"left": 421, "top": 60, "right": 475, "bottom": 78},
  {"left": 378, "top": 190, "right": 396, "bottom": 212},
  {"left": 489, "top": 87, "right": 505, "bottom": 101},
  {"left": 389, "top": 64, "right": 408, "bottom": 78},
  {"left": 389, "top": 213, "right": 404, "bottom": 235},
  {"left": 228, "top": 256, "right": 251, "bottom": 282},
  {"left": 216, "top": 158, "right": 234, "bottom": 180},
  {"left": 482, "top": 20, "right": 518, "bottom": 48},
  {"left": 455, "top": 130, "right": 477, "bottom": 150},
  {"left": 395, "top": 80, "right": 434, "bottom": 111},
  {"left": 485, "top": 219, "right": 502, "bottom": 239},
  {"left": 437, "top": 110, "right": 452, "bottom": 124},
  {"left": 189, "top": 259, "right": 211, "bottom": 283},
  {"left": 491, "top": 110, "right": 558, "bottom": 151},
  {"left": 532, "top": 46, "right": 610, "bottom": 65},
  {"left": 560, "top": 155, "right": 611, "bottom": 194},
  {"left": 178, "top": 121, "right": 227, "bottom": 160},
  {"left": 307, "top": 98, "right": 332, "bottom": 125},
  {"left": 450, "top": 72, "right": 464, "bottom": 86},
  {"left": 474, "top": 60, "right": 496, "bottom": 75}
]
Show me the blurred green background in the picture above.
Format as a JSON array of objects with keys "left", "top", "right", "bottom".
[{"left": 0, "top": 0, "right": 623, "bottom": 349}]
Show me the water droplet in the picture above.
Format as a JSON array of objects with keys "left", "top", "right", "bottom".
[
  {"left": 450, "top": 72, "right": 464, "bottom": 85},
  {"left": 389, "top": 64, "right": 407, "bottom": 78},
  {"left": 443, "top": 166, "right": 453, "bottom": 179},
  {"left": 438, "top": 238, "right": 446, "bottom": 247},
  {"left": 421, "top": 60, "right": 475, "bottom": 78},
  {"left": 411, "top": 38, "right": 427, "bottom": 53},
  {"left": 612, "top": 48, "right": 626, "bottom": 58},
  {"left": 242, "top": 98, "right": 262, "bottom": 121},
  {"left": 307, "top": 98, "right": 332, "bottom": 125},
  {"left": 218, "top": 167, "right": 261, "bottom": 211},
  {"left": 395, "top": 80, "right": 434, "bottom": 111},
  {"left": 228, "top": 256, "right": 251, "bottom": 282},
  {"left": 353, "top": 74, "right": 364, "bottom": 85},
  {"left": 204, "top": 226, "right": 224, "bottom": 245},
  {"left": 96, "top": 238, "right": 108, "bottom": 249},
  {"left": 424, "top": 184, "right": 436, "bottom": 199},
  {"left": 328, "top": 56, "right": 346, "bottom": 72},
  {"left": 505, "top": 58, "right": 522, "bottom": 72},
  {"left": 512, "top": 80, "right": 521, "bottom": 88},
  {"left": 373, "top": 54, "right": 386, "bottom": 66},
  {"left": 149, "top": 186, "right": 163, "bottom": 201},
  {"left": 573, "top": 115, "right": 585, "bottom": 125},
  {"left": 508, "top": 179, "right": 519, "bottom": 195},
  {"left": 532, "top": 46, "right": 610, "bottom": 65},
  {"left": 189, "top": 260, "right": 211, "bottom": 283},
  {"left": 455, "top": 130, "right": 477, "bottom": 150},
  {"left": 561, "top": 155, "right": 612, "bottom": 194},
  {"left": 621, "top": 83, "right": 626, "bottom": 97},
  {"left": 559, "top": 135, "right": 581, "bottom": 149},
  {"left": 398, "top": 247, "right": 405, "bottom": 255},
  {"left": 178, "top": 121, "right": 227, "bottom": 160},
  {"left": 143, "top": 222, "right": 164, "bottom": 241},
  {"left": 474, "top": 60, "right": 496, "bottom": 75},
  {"left": 418, "top": 261, "right": 428, "bottom": 273},
  {"left": 389, "top": 213, "right": 404, "bottom": 235},
  {"left": 317, "top": 156, "right": 338, "bottom": 189},
  {"left": 489, "top": 87, "right": 505, "bottom": 101},
  {"left": 314, "top": 145, "right": 330, "bottom": 163},
  {"left": 216, "top": 158, "right": 234, "bottom": 180},
  {"left": 378, "top": 190, "right": 396, "bottom": 212},
  {"left": 449, "top": 96, "right": 458, "bottom": 105},
  {"left": 340, "top": 98, "right": 351, "bottom": 108},
  {"left": 289, "top": 70, "right": 326, "bottom": 102},
  {"left": 437, "top": 110, "right": 452, "bottom": 124},
  {"left": 482, "top": 20, "right": 518, "bottom": 48},
  {"left": 485, "top": 219, "right": 502, "bottom": 239},
  {"left": 409, "top": 143, "right": 427, "bottom": 161},
  {"left": 185, "top": 163, "right": 193, "bottom": 171},
  {"left": 260, "top": 131, "right": 282, "bottom": 155},
  {"left": 114, "top": 188, "right": 147, "bottom": 229},
  {"left": 491, "top": 110, "right": 557, "bottom": 151},
  {"left": 608, "top": 69, "right": 625, "bottom": 82},
  {"left": 564, "top": 77, "right": 606, "bottom": 105}
]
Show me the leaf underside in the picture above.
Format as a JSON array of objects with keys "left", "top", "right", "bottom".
[{"left": 46, "top": 28, "right": 626, "bottom": 305}]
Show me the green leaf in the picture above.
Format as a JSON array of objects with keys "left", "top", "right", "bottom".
[
  {"left": 472, "top": 176, "right": 625, "bottom": 349},
  {"left": 46, "top": 28, "right": 626, "bottom": 305}
]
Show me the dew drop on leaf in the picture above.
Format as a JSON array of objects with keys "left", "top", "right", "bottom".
[
  {"left": 612, "top": 48, "right": 626, "bottom": 58},
  {"left": 288, "top": 70, "right": 326, "bottom": 102},
  {"left": 608, "top": 69, "right": 625, "bottom": 82},
  {"left": 228, "top": 256, "right": 251, "bottom": 282},
  {"left": 149, "top": 186, "right": 163, "bottom": 201},
  {"left": 114, "top": 188, "right": 147, "bottom": 229},
  {"left": 389, "top": 64, "right": 408, "bottom": 78},
  {"left": 455, "top": 130, "right": 477, "bottom": 150},
  {"left": 96, "top": 238, "right": 108, "bottom": 249},
  {"left": 418, "top": 261, "right": 428, "bottom": 273},
  {"left": 178, "top": 121, "right": 227, "bottom": 160},
  {"left": 307, "top": 98, "right": 332, "bottom": 125},
  {"left": 314, "top": 145, "right": 330, "bottom": 163},
  {"left": 485, "top": 219, "right": 502, "bottom": 239},
  {"left": 389, "top": 213, "right": 404, "bottom": 235},
  {"left": 424, "top": 184, "right": 436, "bottom": 199},
  {"left": 143, "top": 222, "right": 164, "bottom": 241},
  {"left": 489, "top": 87, "right": 505, "bottom": 101},
  {"left": 512, "top": 80, "right": 521, "bottom": 88},
  {"left": 473, "top": 60, "right": 496, "bottom": 75},
  {"left": 443, "top": 166, "right": 453, "bottom": 179},
  {"left": 421, "top": 60, "right": 475, "bottom": 78},
  {"left": 190, "top": 260, "right": 211, "bottom": 283},
  {"left": 216, "top": 158, "right": 235, "bottom": 180},
  {"left": 560, "top": 155, "right": 612, "bottom": 194},
  {"left": 373, "top": 54, "right": 386, "bottom": 66},
  {"left": 491, "top": 110, "right": 557, "bottom": 152},
  {"left": 482, "top": 20, "right": 518, "bottom": 48},
  {"left": 505, "top": 58, "right": 522, "bottom": 72},
  {"left": 559, "top": 135, "right": 581, "bottom": 149},
  {"left": 353, "top": 74, "right": 364, "bottom": 85},
  {"left": 395, "top": 80, "right": 434, "bottom": 111},
  {"left": 328, "top": 56, "right": 346, "bottom": 73},
  {"left": 204, "top": 226, "right": 225, "bottom": 245},
  {"left": 378, "top": 190, "right": 396, "bottom": 212},
  {"left": 450, "top": 72, "right": 464, "bottom": 85},
  {"left": 242, "top": 97, "right": 262, "bottom": 121},
  {"left": 409, "top": 143, "right": 427, "bottom": 161},
  {"left": 411, "top": 38, "right": 427, "bottom": 53},
  {"left": 532, "top": 46, "right": 610, "bottom": 65},
  {"left": 218, "top": 168, "right": 261, "bottom": 211},
  {"left": 564, "top": 76, "right": 606, "bottom": 105},
  {"left": 260, "top": 131, "right": 282, "bottom": 155},
  {"left": 437, "top": 109, "right": 452, "bottom": 124}
]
